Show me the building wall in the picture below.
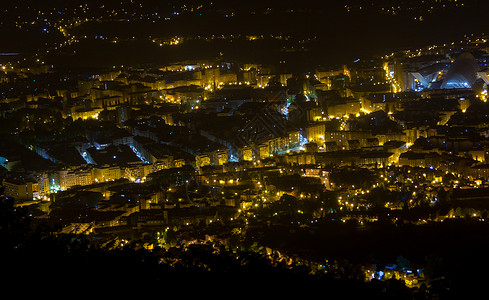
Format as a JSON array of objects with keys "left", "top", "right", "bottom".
[
  {"left": 2, "top": 179, "right": 39, "bottom": 200},
  {"left": 94, "top": 166, "right": 122, "bottom": 182}
]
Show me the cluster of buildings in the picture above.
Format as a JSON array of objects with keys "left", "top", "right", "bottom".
[{"left": 0, "top": 34, "right": 489, "bottom": 241}]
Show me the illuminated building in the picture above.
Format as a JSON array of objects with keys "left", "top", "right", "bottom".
[
  {"left": 315, "top": 150, "right": 394, "bottom": 167},
  {"left": 93, "top": 96, "right": 125, "bottom": 109},
  {"left": 57, "top": 168, "right": 94, "bottom": 190},
  {"left": 283, "top": 151, "right": 315, "bottom": 166},
  {"left": 467, "top": 164, "right": 489, "bottom": 180},
  {"left": 347, "top": 139, "right": 361, "bottom": 150},
  {"left": 196, "top": 154, "right": 211, "bottom": 168},
  {"left": 467, "top": 148, "right": 489, "bottom": 163},
  {"left": 305, "top": 105, "right": 324, "bottom": 122},
  {"left": 161, "top": 85, "right": 203, "bottom": 106},
  {"left": 2, "top": 178, "right": 40, "bottom": 201},
  {"left": 390, "top": 52, "right": 484, "bottom": 92},
  {"left": 78, "top": 78, "right": 101, "bottom": 97},
  {"left": 212, "top": 149, "right": 229, "bottom": 166},
  {"left": 326, "top": 98, "right": 362, "bottom": 118},
  {"left": 35, "top": 173, "right": 50, "bottom": 198},
  {"left": 135, "top": 142, "right": 173, "bottom": 167},
  {"left": 315, "top": 65, "right": 350, "bottom": 87},
  {"left": 383, "top": 140, "right": 409, "bottom": 162},
  {"left": 440, "top": 53, "right": 480, "bottom": 89},
  {"left": 409, "top": 62, "right": 449, "bottom": 91},
  {"left": 90, "top": 83, "right": 124, "bottom": 101},
  {"left": 93, "top": 165, "right": 122, "bottom": 182},
  {"left": 70, "top": 107, "right": 102, "bottom": 120},
  {"left": 305, "top": 122, "right": 326, "bottom": 144},
  {"left": 360, "top": 92, "right": 407, "bottom": 114},
  {"left": 304, "top": 168, "right": 330, "bottom": 186},
  {"left": 238, "top": 146, "right": 253, "bottom": 161},
  {"left": 173, "top": 159, "right": 186, "bottom": 168},
  {"left": 201, "top": 67, "right": 221, "bottom": 88},
  {"left": 116, "top": 106, "right": 131, "bottom": 124},
  {"left": 57, "top": 89, "right": 79, "bottom": 100},
  {"left": 376, "top": 132, "right": 410, "bottom": 145},
  {"left": 399, "top": 151, "right": 440, "bottom": 168},
  {"left": 258, "top": 144, "right": 270, "bottom": 160},
  {"left": 324, "top": 130, "right": 375, "bottom": 149},
  {"left": 124, "top": 164, "right": 152, "bottom": 182},
  {"left": 305, "top": 142, "right": 319, "bottom": 153},
  {"left": 98, "top": 71, "right": 122, "bottom": 82}
]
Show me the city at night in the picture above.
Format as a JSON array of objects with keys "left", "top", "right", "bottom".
[{"left": 1, "top": 0, "right": 489, "bottom": 296}]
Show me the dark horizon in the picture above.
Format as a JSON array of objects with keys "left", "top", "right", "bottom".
[{"left": 1, "top": 0, "right": 488, "bottom": 70}]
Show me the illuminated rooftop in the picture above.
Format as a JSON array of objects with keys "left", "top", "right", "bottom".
[{"left": 440, "top": 52, "right": 480, "bottom": 89}]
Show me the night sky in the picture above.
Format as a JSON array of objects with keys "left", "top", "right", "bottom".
[{"left": 0, "top": 0, "right": 487, "bottom": 68}]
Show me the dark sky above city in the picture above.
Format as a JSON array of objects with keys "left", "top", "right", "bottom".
[{"left": 0, "top": 1, "right": 488, "bottom": 69}]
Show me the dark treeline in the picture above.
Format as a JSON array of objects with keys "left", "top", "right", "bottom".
[{"left": 2, "top": 193, "right": 489, "bottom": 298}]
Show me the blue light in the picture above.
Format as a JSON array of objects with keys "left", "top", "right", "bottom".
[
  {"left": 299, "top": 132, "right": 308, "bottom": 148},
  {"left": 130, "top": 145, "right": 150, "bottom": 164},
  {"left": 378, "top": 270, "right": 384, "bottom": 279},
  {"left": 229, "top": 154, "right": 239, "bottom": 162},
  {"left": 282, "top": 101, "right": 291, "bottom": 117}
]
